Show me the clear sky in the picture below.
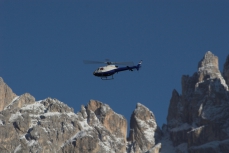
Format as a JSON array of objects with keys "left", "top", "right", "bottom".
[{"left": 1, "top": 1, "right": 229, "bottom": 128}]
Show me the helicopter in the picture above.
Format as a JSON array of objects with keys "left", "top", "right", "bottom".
[{"left": 83, "top": 60, "right": 142, "bottom": 80}]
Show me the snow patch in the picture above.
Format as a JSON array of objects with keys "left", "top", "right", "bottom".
[
  {"left": 198, "top": 103, "right": 203, "bottom": 116},
  {"left": 188, "top": 125, "right": 205, "bottom": 133},
  {"left": 4, "top": 96, "right": 19, "bottom": 110},
  {"left": 66, "top": 112, "right": 77, "bottom": 117},
  {"left": 44, "top": 112, "right": 61, "bottom": 117},
  {"left": 0, "top": 120, "right": 3, "bottom": 125},
  {"left": 99, "top": 141, "right": 115, "bottom": 153},
  {"left": 42, "top": 127, "right": 48, "bottom": 133},
  {"left": 100, "top": 104, "right": 111, "bottom": 114},
  {"left": 170, "top": 123, "right": 191, "bottom": 132},
  {"left": 20, "top": 102, "right": 45, "bottom": 114},
  {"left": 14, "top": 144, "right": 22, "bottom": 153},
  {"left": 61, "top": 130, "right": 91, "bottom": 148},
  {"left": 12, "top": 96, "right": 20, "bottom": 102},
  {"left": 27, "top": 140, "right": 36, "bottom": 147},
  {"left": 198, "top": 63, "right": 215, "bottom": 72},
  {"left": 9, "top": 112, "right": 22, "bottom": 122},
  {"left": 135, "top": 117, "right": 156, "bottom": 144},
  {"left": 78, "top": 119, "right": 91, "bottom": 130}
]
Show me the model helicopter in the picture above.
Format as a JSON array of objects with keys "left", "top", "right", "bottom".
[{"left": 83, "top": 60, "right": 142, "bottom": 80}]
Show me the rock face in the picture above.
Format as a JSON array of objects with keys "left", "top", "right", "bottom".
[
  {"left": 223, "top": 55, "right": 229, "bottom": 86},
  {"left": 0, "top": 81, "right": 128, "bottom": 153},
  {"left": 0, "top": 78, "right": 129, "bottom": 153},
  {"left": 1, "top": 51, "right": 229, "bottom": 153},
  {"left": 0, "top": 77, "right": 17, "bottom": 111},
  {"left": 166, "top": 51, "right": 229, "bottom": 153},
  {"left": 61, "top": 100, "right": 128, "bottom": 153},
  {"left": 127, "top": 103, "right": 162, "bottom": 153},
  {"left": 0, "top": 76, "right": 162, "bottom": 153}
]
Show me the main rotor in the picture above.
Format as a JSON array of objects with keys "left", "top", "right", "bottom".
[{"left": 83, "top": 60, "right": 134, "bottom": 66}]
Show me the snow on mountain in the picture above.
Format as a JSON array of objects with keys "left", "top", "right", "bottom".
[
  {"left": 1, "top": 51, "right": 229, "bottom": 153},
  {"left": 166, "top": 51, "right": 229, "bottom": 153}
]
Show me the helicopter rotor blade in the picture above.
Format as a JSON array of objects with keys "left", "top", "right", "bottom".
[
  {"left": 83, "top": 60, "right": 106, "bottom": 64},
  {"left": 112, "top": 62, "right": 134, "bottom": 66},
  {"left": 83, "top": 60, "right": 134, "bottom": 66}
]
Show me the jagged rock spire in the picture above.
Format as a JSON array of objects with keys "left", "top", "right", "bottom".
[
  {"left": 198, "top": 51, "right": 219, "bottom": 70},
  {"left": 0, "top": 77, "right": 17, "bottom": 111},
  {"left": 86, "top": 100, "right": 127, "bottom": 140},
  {"left": 196, "top": 51, "right": 228, "bottom": 90},
  {"left": 197, "top": 51, "right": 220, "bottom": 82},
  {"left": 167, "top": 89, "right": 182, "bottom": 128},
  {"left": 166, "top": 51, "right": 229, "bottom": 152},
  {"left": 128, "top": 103, "right": 162, "bottom": 153}
]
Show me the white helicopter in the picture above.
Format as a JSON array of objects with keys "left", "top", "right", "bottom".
[{"left": 83, "top": 60, "right": 142, "bottom": 80}]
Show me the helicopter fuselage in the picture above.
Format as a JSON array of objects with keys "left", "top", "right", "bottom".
[
  {"left": 93, "top": 65, "right": 117, "bottom": 77},
  {"left": 93, "top": 60, "right": 142, "bottom": 79}
]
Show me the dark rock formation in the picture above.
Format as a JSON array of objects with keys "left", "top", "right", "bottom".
[
  {"left": 166, "top": 51, "right": 229, "bottom": 153},
  {"left": 223, "top": 55, "right": 229, "bottom": 86}
]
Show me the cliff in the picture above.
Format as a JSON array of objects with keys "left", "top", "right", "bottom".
[
  {"left": 0, "top": 51, "right": 229, "bottom": 153},
  {"left": 0, "top": 77, "right": 161, "bottom": 153},
  {"left": 166, "top": 51, "right": 229, "bottom": 153}
]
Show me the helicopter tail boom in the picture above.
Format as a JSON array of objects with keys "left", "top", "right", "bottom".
[{"left": 114, "top": 60, "right": 142, "bottom": 73}]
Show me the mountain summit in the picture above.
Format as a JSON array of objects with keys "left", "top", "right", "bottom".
[
  {"left": 0, "top": 51, "right": 229, "bottom": 153},
  {"left": 166, "top": 51, "right": 229, "bottom": 152},
  {"left": 0, "top": 77, "right": 161, "bottom": 153}
]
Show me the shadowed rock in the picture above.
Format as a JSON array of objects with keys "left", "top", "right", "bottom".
[
  {"left": 166, "top": 51, "right": 229, "bottom": 152},
  {"left": 223, "top": 55, "right": 229, "bottom": 86}
]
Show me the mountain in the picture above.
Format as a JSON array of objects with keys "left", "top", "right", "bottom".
[
  {"left": 0, "top": 77, "right": 161, "bottom": 153},
  {"left": 0, "top": 51, "right": 229, "bottom": 153},
  {"left": 165, "top": 51, "right": 229, "bottom": 153}
]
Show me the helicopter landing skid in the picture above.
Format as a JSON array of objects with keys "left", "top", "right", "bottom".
[{"left": 101, "top": 75, "right": 114, "bottom": 80}]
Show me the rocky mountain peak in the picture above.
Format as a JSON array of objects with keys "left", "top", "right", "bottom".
[
  {"left": 196, "top": 51, "right": 228, "bottom": 91},
  {"left": 197, "top": 51, "right": 221, "bottom": 82},
  {"left": 128, "top": 103, "right": 162, "bottom": 153},
  {"left": 86, "top": 100, "right": 127, "bottom": 140},
  {"left": 1, "top": 51, "right": 229, "bottom": 153},
  {"left": 181, "top": 51, "right": 228, "bottom": 99},
  {"left": 0, "top": 77, "right": 17, "bottom": 111},
  {"left": 0, "top": 77, "right": 132, "bottom": 153},
  {"left": 134, "top": 103, "right": 155, "bottom": 121},
  {"left": 167, "top": 51, "right": 229, "bottom": 152},
  {"left": 198, "top": 51, "right": 219, "bottom": 69}
]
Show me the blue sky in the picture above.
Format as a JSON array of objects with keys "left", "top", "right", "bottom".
[{"left": 1, "top": 1, "right": 229, "bottom": 128}]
